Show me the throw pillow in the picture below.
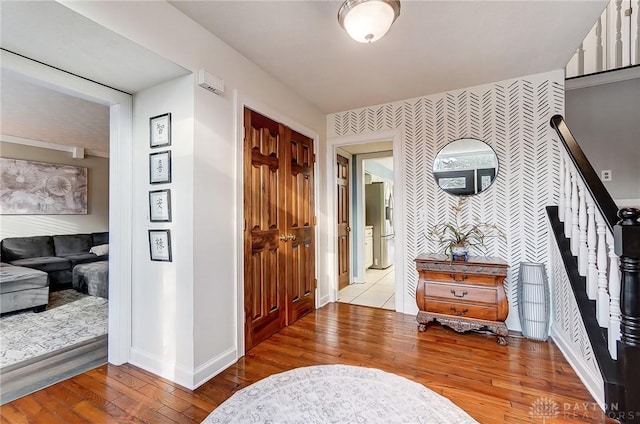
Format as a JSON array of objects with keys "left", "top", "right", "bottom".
[{"left": 90, "top": 244, "right": 109, "bottom": 256}]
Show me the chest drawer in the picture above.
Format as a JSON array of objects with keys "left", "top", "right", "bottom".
[
  {"left": 424, "top": 282, "right": 497, "bottom": 305},
  {"left": 426, "top": 300, "right": 498, "bottom": 321},
  {"left": 423, "top": 271, "right": 499, "bottom": 287}
]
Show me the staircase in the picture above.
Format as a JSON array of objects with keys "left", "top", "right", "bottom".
[{"left": 548, "top": 115, "right": 640, "bottom": 422}]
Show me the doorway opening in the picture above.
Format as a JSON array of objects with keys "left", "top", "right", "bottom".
[{"left": 334, "top": 144, "right": 396, "bottom": 310}]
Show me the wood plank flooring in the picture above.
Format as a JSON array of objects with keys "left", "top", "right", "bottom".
[{"left": 0, "top": 303, "right": 615, "bottom": 423}]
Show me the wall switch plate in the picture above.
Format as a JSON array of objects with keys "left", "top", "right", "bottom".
[{"left": 601, "top": 170, "right": 612, "bottom": 181}]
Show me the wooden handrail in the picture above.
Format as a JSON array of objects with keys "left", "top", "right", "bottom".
[{"left": 550, "top": 115, "right": 619, "bottom": 232}]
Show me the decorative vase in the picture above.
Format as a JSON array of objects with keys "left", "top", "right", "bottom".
[{"left": 451, "top": 245, "right": 469, "bottom": 261}]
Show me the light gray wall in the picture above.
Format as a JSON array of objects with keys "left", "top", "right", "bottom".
[
  {"left": 565, "top": 78, "right": 640, "bottom": 203},
  {"left": 0, "top": 141, "right": 109, "bottom": 239}
]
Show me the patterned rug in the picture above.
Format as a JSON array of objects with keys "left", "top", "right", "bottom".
[
  {"left": 0, "top": 289, "right": 108, "bottom": 367},
  {"left": 202, "top": 364, "right": 478, "bottom": 424}
]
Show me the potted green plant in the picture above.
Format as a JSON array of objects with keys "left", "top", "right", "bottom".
[{"left": 425, "top": 197, "right": 505, "bottom": 261}]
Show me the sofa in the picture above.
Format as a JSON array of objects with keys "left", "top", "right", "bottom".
[
  {"left": 0, "top": 232, "right": 108, "bottom": 291},
  {"left": 0, "top": 262, "right": 49, "bottom": 314}
]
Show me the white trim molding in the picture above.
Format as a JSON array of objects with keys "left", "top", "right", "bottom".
[
  {"left": 565, "top": 66, "right": 640, "bottom": 91},
  {"left": 233, "top": 90, "right": 321, "bottom": 357},
  {"left": 325, "top": 129, "right": 406, "bottom": 312},
  {"left": 0, "top": 134, "right": 109, "bottom": 158}
]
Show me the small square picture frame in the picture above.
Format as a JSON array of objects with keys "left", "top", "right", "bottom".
[
  {"left": 149, "top": 189, "right": 172, "bottom": 222},
  {"left": 149, "top": 229, "right": 172, "bottom": 262},
  {"left": 150, "top": 113, "right": 171, "bottom": 148},
  {"left": 149, "top": 150, "right": 171, "bottom": 184}
]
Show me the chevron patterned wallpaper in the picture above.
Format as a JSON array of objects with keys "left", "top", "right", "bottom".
[
  {"left": 328, "top": 70, "right": 564, "bottom": 330},
  {"left": 549, "top": 225, "right": 603, "bottom": 403}
]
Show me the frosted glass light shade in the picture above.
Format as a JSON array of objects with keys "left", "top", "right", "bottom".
[{"left": 338, "top": 0, "right": 400, "bottom": 43}]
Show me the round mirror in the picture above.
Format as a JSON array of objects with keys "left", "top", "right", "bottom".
[{"left": 432, "top": 138, "right": 498, "bottom": 196}]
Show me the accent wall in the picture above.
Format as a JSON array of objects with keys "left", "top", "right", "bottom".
[{"left": 327, "top": 69, "right": 564, "bottom": 331}]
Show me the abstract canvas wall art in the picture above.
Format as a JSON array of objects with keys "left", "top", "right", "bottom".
[{"left": 0, "top": 158, "right": 88, "bottom": 214}]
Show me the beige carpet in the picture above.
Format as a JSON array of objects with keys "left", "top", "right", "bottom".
[{"left": 203, "top": 364, "right": 478, "bottom": 424}]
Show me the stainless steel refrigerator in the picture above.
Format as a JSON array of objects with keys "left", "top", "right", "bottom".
[{"left": 365, "top": 182, "right": 394, "bottom": 269}]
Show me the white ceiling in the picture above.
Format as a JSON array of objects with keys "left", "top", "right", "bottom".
[
  {"left": 171, "top": 0, "right": 607, "bottom": 113},
  {"left": 0, "top": 0, "right": 608, "bottom": 153}
]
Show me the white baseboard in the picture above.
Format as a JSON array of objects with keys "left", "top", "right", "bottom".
[
  {"left": 130, "top": 346, "right": 239, "bottom": 390},
  {"left": 551, "top": 327, "right": 605, "bottom": 408},
  {"left": 318, "top": 294, "right": 331, "bottom": 308},
  {"left": 129, "top": 347, "right": 193, "bottom": 389}
]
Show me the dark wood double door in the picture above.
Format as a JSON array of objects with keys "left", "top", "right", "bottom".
[{"left": 243, "top": 108, "right": 315, "bottom": 351}]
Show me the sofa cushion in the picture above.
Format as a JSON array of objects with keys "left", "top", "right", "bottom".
[
  {"left": 53, "top": 234, "right": 92, "bottom": 256},
  {"left": 0, "top": 262, "right": 49, "bottom": 294},
  {"left": 10, "top": 257, "right": 71, "bottom": 273},
  {"left": 58, "top": 253, "right": 104, "bottom": 267},
  {"left": 1, "top": 236, "right": 55, "bottom": 261},
  {"left": 91, "top": 232, "right": 109, "bottom": 246}
]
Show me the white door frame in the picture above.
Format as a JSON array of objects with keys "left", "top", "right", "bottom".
[
  {"left": 234, "top": 91, "right": 320, "bottom": 356},
  {"left": 2, "top": 50, "right": 133, "bottom": 364},
  {"left": 326, "top": 129, "right": 405, "bottom": 312}
]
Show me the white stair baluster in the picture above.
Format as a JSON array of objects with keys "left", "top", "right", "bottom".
[
  {"left": 577, "top": 43, "right": 585, "bottom": 76},
  {"left": 615, "top": 0, "right": 623, "bottom": 67},
  {"left": 596, "top": 214, "right": 610, "bottom": 327},
  {"left": 571, "top": 170, "right": 580, "bottom": 255},
  {"left": 596, "top": 16, "right": 604, "bottom": 72},
  {"left": 559, "top": 153, "right": 565, "bottom": 223},
  {"left": 564, "top": 158, "right": 573, "bottom": 238},
  {"left": 586, "top": 197, "right": 598, "bottom": 300},
  {"left": 578, "top": 184, "right": 588, "bottom": 277},
  {"left": 607, "top": 230, "right": 622, "bottom": 360}
]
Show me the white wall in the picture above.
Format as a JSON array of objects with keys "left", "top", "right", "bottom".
[
  {"left": 61, "top": 1, "right": 326, "bottom": 388},
  {"left": 129, "top": 74, "right": 196, "bottom": 383},
  {"left": 565, "top": 77, "right": 640, "bottom": 204},
  {"left": 327, "top": 70, "right": 565, "bottom": 331},
  {"left": 0, "top": 141, "right": 109, "bottom": 239}
]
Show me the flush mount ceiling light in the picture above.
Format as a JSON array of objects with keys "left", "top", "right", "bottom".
[{"left": 338, "top": 0, "right": 401, "bottom": 43}]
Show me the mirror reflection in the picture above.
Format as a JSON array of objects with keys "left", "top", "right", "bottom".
[{"left": 432, "top": 138, "right": 498, "bottom": 196}]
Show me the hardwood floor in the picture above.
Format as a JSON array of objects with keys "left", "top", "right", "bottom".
[{"left": 0, "top": 303, "right": 614, "bottom": 423}]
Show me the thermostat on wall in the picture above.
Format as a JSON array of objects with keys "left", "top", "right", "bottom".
[{"left": 198, "top": 69, "right": 224, "bottom": 95}]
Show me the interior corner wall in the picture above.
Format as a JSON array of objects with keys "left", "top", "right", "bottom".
[
  {"left": 565, "top": 77, "right": 640, "bottom": 203},
  {"left": 129, "top": 74, "right": 195, "bottom": 386},
  {"left": 327, "top": 69, "right": 564, "bottom": 331},
  {"left": 60, "top": 1, "right": 326, "bottom": 386},
  {"left": 0, "top": 141, "right": 109, "bottom": 239}
]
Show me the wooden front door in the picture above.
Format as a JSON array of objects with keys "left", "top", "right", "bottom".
[
  {"left": 243, "top": 108, "right": 315, "bottom": 351},
  {"left": 336, "top": 154, "right": 350, "bottom": 290}
]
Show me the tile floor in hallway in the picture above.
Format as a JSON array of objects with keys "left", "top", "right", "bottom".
[{"left": 337, "top": 266, "right": 395, "bottom": 310}]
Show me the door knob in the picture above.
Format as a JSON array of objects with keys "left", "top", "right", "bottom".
[
  {"left": 287, "top": 234, "right": 296, "bottom": 241},
  {"left": 279, "top": 234, "right": 288, "bottom": 242},
  {"left": 346, "top": 226, "right": 351, "bottom": 232}
]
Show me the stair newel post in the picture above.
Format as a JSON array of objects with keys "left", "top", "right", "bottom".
[{"left": 616, "top": 208, "right": 640, "bottom": 420}]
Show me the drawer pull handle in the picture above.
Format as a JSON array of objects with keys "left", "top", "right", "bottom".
[
  {"left": 450, "top": 289, "right": 468, "bottom": 298},
  {"left": 450, "top": 307, "right": 468, "bottom": 316},
  {"left": 449, "top": 274, "right": 467, "bottom": 282}
]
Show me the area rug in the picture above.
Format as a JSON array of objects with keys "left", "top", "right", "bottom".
[
  {"left": 0, "top": 289, "right": 108, "bottom": 367},
  {"left": 202, "top": 364, "right": 478, "bottom": 424}
]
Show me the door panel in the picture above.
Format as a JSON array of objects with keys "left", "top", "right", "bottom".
[
  {"left": 244, "top": 109, "right": 286, "bottom": 350},
  {"left": 336, "top": 154, "right": 350, "bottom": 290},
  {"left": 286, "top": 129, "right": 315, "bottom": 325},
  {"left": 244, "top": 110, "right": 315, "bottom": 351}
]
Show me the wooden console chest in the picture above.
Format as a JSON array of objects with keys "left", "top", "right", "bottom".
[{"left": 415, "top": 253, "right": 509, "bottom": 345}]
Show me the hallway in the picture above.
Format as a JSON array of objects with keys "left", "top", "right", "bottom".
[{"left": 337, "top": 266, "right": 394, "bottom": 310}]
